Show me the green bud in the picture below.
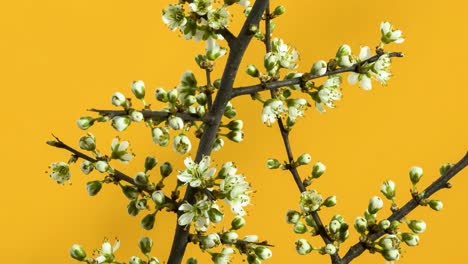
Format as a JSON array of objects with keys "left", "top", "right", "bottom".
[
  {"left": 354, "top": 217, "right": 367, "bottom": 234},
  {"left": 255, "top": 247, "right": 272, "bottom": 260},
  {"left": 112, "top": 92, "right": 129, "bottom": 108},
  {"left": 379, "top": 219, "right": 391, "bottom": 230},
  {"left": 368, "top": 196, "right": 384, "bottom": 214},
  {"left": 429, "top": 199, "right": 443, "bottom": 211},
  {"left": 134, "top": 172, "right": 149, "bottom": 186},
  {"left": 69, "top": 244, "right": 87, "bottom": 261},
  {"left": 135, "top": 199, "right": 147, "bottom": 210},
  {"left": 296, "top": 153, "right": 312, "bottom": 166},
  {"left": 138, "top": 236, "right": 153, "bottom": 255},
  {"left": 200, "top": 233, "right": 220, "bottom": 250},
  {"left": 226, "top": 120, "right": 243, "bottom": 131},
  {"left": 95, "top": 160, "right": 109, "bottom": 173},
  {"left": 329, "top": 219, "right": 341, "bottom": 234},
  {"left": 224, "top": 107, "right": 237, "bottom": 118},
  {"left": 121, "top": 185, "right": 140, "bottom": 200},
  {"left": 195, "top": 54, "right": 207, "bottom": 68},
  {"left": 160, "top": 162, "right": 173, "bottom": 177},
  {"left": 295, "top": 239, "right": 312, "bottom": 255},
  {"left": 407, "top": 220, "right": 426, "bottom": 234},
  {"left": 168, "top": 89, "right": 178, "bottom": 104},
  {"left": 305, "top": 214, "right": 317, "bottom": 228},
  {"left": 439, "top": 163, "right": 453, "bottom": 175},
  {"left": 86, "top": 181, "right": 102, "bottom": 196},
  {"left": 323, "top": 244, "right": 336, "bottom": 255},
  {"left": 247, "top": 254, "right": 261, "bottom": 264},
  {"left": 380, "top": 180, "right": 396, "bottom": 200},
  {"left": 272, "top": 5, "right": 285, "bottom": 17},
  {"left": 336, "top": 44, "right": 351, "bottom": 57},
  {"left": 409, "top": 166, "right": 423, "bottom": 185},
  {"left": 78, "top": 133, "right": 96, "bottom": 151},
  {"left": 196, "top": 93, "right": 207, "bottom": 105},
  {"left": 311, "top": 60, "right": 327, "bottom": 76},
  {"left": 148, "top": 257, "right": 160, "bottom": 264},
  {"left": 151, "top": 191, "right": 166, "bottom": 206},
  {"left": 155, "top": 88, "right": 168, "bottom": 102},
  {"left": 231, "top": 216, "right": 245, "bottom": 230},
  {"left": 131, "top": 80, "right": 145, "bottom": 100},
  {"left": 294, "top": 222, "right": 307, "bottom": 234},
  {"left": 323, "top": 195, "right": 337, "bottom": 207},
  {"left": 286, "top": 210, "right": 300, "bottom": 224},
  {"left": 212, "top": 137, "right": 224, "bottom": 151},
  {"left": 401, "top": 232, "right": 419, "bottom": 246},
  {"left": 382, "top": 248, "right": 400, "bottom": 261},
  {"left": 127, "top": 200, "right": 139, "bottom": 216},
  {"left": 145, "top": 156, "right": 158, "bottom": 172},
  {"left": 226, "top": 130, "right": 244, "bottom": 143},
  {"left": 129, "top": 256, "right": 143, "bottom": 264},
  {"left": 213, "top": 79, "right": 221, "bottom": 89},
  {"left": 221, "top": 231, "right": 238, "bottom": 244},
  {"left": 266, "top": 158, "right": 281, "bottom": 169},
  {"left": 208, "top": 207, "right": 224, "bottom": 223},
  {"left": 77, "top": 116, "right": 94, "bottom": 130},
  {"left": 141, "top": 213, "right": 156, "bottom": 230},
  {"left": 186, "top": 258, "right": 197, "bottom": 264},
  {"left": 246, "top": 64, "right": 260, "bottom": 78}
]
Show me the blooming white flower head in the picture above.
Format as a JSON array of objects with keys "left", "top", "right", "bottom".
[
  {"left": 95, "top": 240, "right": 120, "bottom": 264},
  {"left": 212, "top": 248, "right": 234, "bottom": 264},
  {"left": 80, "top": 160, "right": 94, "bottom": 175},
  {"left": 347, "top": 46, "right": 372, "bottom": 90},
  {"left": 162, "top": 4, "right": 187, "bottom": 31},
  {"left": 262, "top": 99, "right": 286, "bottom": 126},
  {"left": 380, "top": 21, "right": 404, "bottom": 44},
  {"left": 286, "top": 98, "right": 308, "bottom": 122},
  {"left": 178, "top": 196, "right": 214, "bottom": 232},
  {"left": 207, "top": 7, "right": 229, "bottom": 30},
  {"left": 111, "top": 116, "right": 131, "bottom": 132},
  {"left": 299, "top": 190, "right": 323, "bottom": 213},
  {"left": 206, "top": 37, "right": 226, "bottom": 61},
  {"left": 189, "top": 0, "right": 212, "bottom": 16},
  {"left": 131, "top": 80, "right": 145, "bottom": 100},
  {"left": 177, "top": 156, "right": 216, "bottom": 188},
  {"left": 173, "top": 134, "right": 192, "bottom": 154},
  {"left": 110, "top": 137, "right": 134, "bottom": 163},
  {"left": 152, "top": 127, "right": 170, "bottom": 147},
  {"left": 49, "top": 162, "right": 71, "bottom": 184},
  {"left": 317, "top": 75, "right": 342, "bottom": 111},
  {"left": 271, "top": 37, "right": 299, "bottom": 69},
  {"left": 220, "top": 173, "right": 251, "bottom": 216}
]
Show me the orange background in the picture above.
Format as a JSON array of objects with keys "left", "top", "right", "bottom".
[{"left": 1, "top": 0, "right": 467, "bottom": 263}]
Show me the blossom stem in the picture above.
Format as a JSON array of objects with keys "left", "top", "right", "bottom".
[
  {"left": 230, "top": 52, "right": 404, "bottom": 98},
  {"left": 88, "top": 108, "right": 204, "bottom": 122}
]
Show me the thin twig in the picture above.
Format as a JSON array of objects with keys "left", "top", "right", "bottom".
[{"left": 88, "top": 108, "right": 203, "bottom": 122}]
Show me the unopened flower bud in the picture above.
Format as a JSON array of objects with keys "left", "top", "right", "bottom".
[
  {"left": 168, "top": 115, "right": 184, "bottom": 130},
  {"left": 382, "top": 249, "right": 400, "bottom": 261},
  {"left": 173, "top": 134, "right": 192, "bottom": 154},
  {"left": 379, "top": 219, "right": 391, "bottom": 230},
  {"left": 185, "top": 257, "right": 197, "bottom": 264},
  {"left": 296, "top": 153, "right": 311, "bottom": 166},
  {"left": 336, "top": 44, "right": 351, "bottom": 57},
  {"left": 231, "top": 216, "right": 245, "bottom": 230},
  {"left": 224, "top": 106, "right": 237, "bottom": 118},
  {"left": 134, "top": 172, "right": 149, "bottom": 185},
  {"left": 286, "top": 210, "right": 301, "bottom": 224},
  {"left": 294, "top": 222, "right": 307, "bottom": 234},
  {"left": 145, "top": 156, "right": 158, "bottom": 172},
  {"left": 401, "top": 232, "right": 419, "bottom": 246},
  {"left": 380, "top": 180, "right": 396, "bottom": 200},
  {"left": 80, "top": 160, "right": 94, "bottom": 175},
  {"left": 213, "top": 79, "right": 221, "bottom": 89},
  {"left": 323, "top": 196, "right": 337, "bottom": 207},
  {"left": 429, "top": 199, "right": 443, "bottom": 211},
  {"left": 78, "top": 133, "right": 96, "bottom": 151},
  {"left": 138, "top": 236, "right": 153, "bottom": 255},
  {"left": 127, "top": 200, "right": 139, "bottom": 216},
  {"left": 160, "top": 162, "right": 173, "bottom": 177},
  {"left": 141, "top": 213, "right": 156, "bottom": 230},
  {"left": 221, "top": 231, "right": 238, "bottom": 243},
  {"left": 368, "top": 196, "right": 384, "bottom": 214},
  {"left": 226, "top": 120, "right": 243, "bottom": 131},
  {"left": 77, "top": 116, "right": 94, "bottom": 130},
  {"left": 95, "top": 160, "right": 109, "bottom": 173},
  {"left": 130, "top": 110, "right": 144, "bottom": 122},
  {"left": 264, "top": 52, "right": 279, "bottom": 72},
  {"left": 407, "top": 220, "right": 426, "bottom": 234},
  {"left": 112, "top": 92, "right": 128, "bottom": 108},
  {"left": 243, "top": 235, "right": 258, "bottom": 243},
  {"left": 151, "top": 191, "right": 165, "bottom": 206},
  {"left": 311, "top": 60, "right": 327, "bottom": 76},
  {"left": 336, "top": 45, "right": 353, "bottom": 67},
  {"left": 255, "top": 247, "right": 272, "bottom": 260},
  {"left": 439, "top": 163, "right": 453, "bottom": 175},
  {"left": 266, "top": 158, "right": 281, "bottom": 169},
  {"left": 131, "top": 80, "right": 145, "bottom": 100},
  {"left": 111, "top": 116, "right": 131, "bottom": 132},
  {"left": 121, "top": 185, "right": 139, "bottom": 200},
  {"left": 86, "top": 181, "right": 102, "bottom": 196},
  {"left": 168, "top": 89, "right": 178, "bottom": 103},
  {"left": 324, "top": 244, "right": 336, "bottom": 255},
  {"left": 130, "top": 256, "right": 143, "bottom": 264},
  {"left": 272, "top": 5, "right": 285, "bottom": 17},
  {"left": 196, "top": 93, "right": 207, "bottom": 105},
  {"left": 311, "top": 161, "right": 326, "bottom": 178},
  {"left": 226, "top": 130, "right": 244, "bottom": 143},
  {"left": 295, "top": 239, "right": 312, "bottom": 255},
  {"left": 200, "top": 233, "right": 220, "bottom": 249},
  {"left": 212, "top": 137, "right": 224, "bottom": 151},
  {"left": 155, "top": 88, "right": 168, "bottom": 102},
  {"left": 148, "top": 257, "right": 160, "bottom": 264},
  {"left": 208, "top": 207, "right": 224, "bottom": 223},
  {"left": 409, "top": 166, "right": 423, "bottom": 185},
  {"left": 354, "top": 217, "right": 368, "bottom": 234},
  {"left": 152, "top": 127, "right": 170, "bottom": 147},
  {"left": 247, "top": 254, "right": 261, "bottom": 264},
  {"left": 69, "top": 244, "right": 87, "bottom": 261},
  {"left": 246, "top": 64, "right": 260, "bottom": 77}
]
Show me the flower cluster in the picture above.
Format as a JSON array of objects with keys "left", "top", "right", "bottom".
[{"left": 261, "top": 97, "right": 309, "bottom": 127}]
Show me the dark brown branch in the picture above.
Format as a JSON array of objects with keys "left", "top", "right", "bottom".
[
  {"left": 231, "top": 52, "right": 404, "bottom": 98},
  {"left": 340, "top": 152, "right": 468, "bottom": 264},
  {"left": 88, "top": 108, "right": 203, "bottom": 122},
  {"left": 216, "top": 28, "right": 236, "bottom": 48},
  {"left": 167, "top": 1, "right": 269, "bottom": 263},
  {"left": 205, "top": 69, "right": 213, "bottom": 111}
]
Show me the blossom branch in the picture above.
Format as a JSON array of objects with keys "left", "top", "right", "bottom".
[
  {"left": 216, "top": 28, "right": 236, "bottom": 47},
  {"left": 88, "top": 108, "right": 203, "bottom": 122},
  {"left": 262, "top": 2, "right": 339, "bottom": 262},
  {"left": 340, "top": 152, "right": 468, "bottom": 264},
  {"left": 167, "top": 1, "right": 269, "bottom": 263},
  {"left": 230, "top": 52, "right": 404, "bottom": 98}
]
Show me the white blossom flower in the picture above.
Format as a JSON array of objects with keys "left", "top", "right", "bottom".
[
  {"left": 299, "top": 190, "right": 323, "bottom": 213},
  {"left": 177, "top": 156, "right": 216, "bottom": 188},
  {"left": 110, "top": 137, "right": 134, "bottom": 163},
  {"left": 317, "top": 75, "right": 342, "bottom": 112},
  {"left": 178, "top": 196, "right": 214, "bottom": 232},
  {"left": 95, "top": 240, "right": 120, "bottom": 264},
  {"left": 206, "top": 37, "right": 226, "bottom": 61},
  {"left": 78, "top": 133, "right": 96, "bottom": 151},
  {"left": 271, "top": 38, "right": 299, "bottom": 69},
  {"left": 173, "top": 134, "right": 192, "bottom": 154},
  {"left": 262, "top": 99, "right": 286, "bottom": 126},
  {"left": 220, "top": 173, "right": 251, "bottom": 216},
  {"left": 380, "top": 21, "right": 404, "bottom": 44},
  {"left": 111, "top": 116, "right": 131, "bottom": 132},
  {"left": 162, "top": 4, "right": 187, "bottom": 31},
  {"left": 49, "top": 162, "right": 71, "bottom": 184},
  {"left": 286, "top": 98, "right": 308, "bottom": 122},
  {"left": 189, "top": 0, "right": 212, "bottom": 16},
  {"left": 152, "top": 127, "right": 170, "bottom": 147},
  {"left": 347, "top": 46, "right": 372, "bottom": 90},
  {"left": 207, "top": 7, "right": 229, "bottom": 30}
]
